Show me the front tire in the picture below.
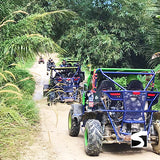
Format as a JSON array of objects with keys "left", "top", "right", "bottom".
[
  {"left": 152, "top": 121, "right": 160, "bottom": 154},
  {"left": 68, "top": 109, "right": 80, "bottom": 136},
  {"left": 84, "top": 119, "right": 102, "bottom": 156}
]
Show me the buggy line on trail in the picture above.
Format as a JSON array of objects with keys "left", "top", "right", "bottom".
[{"left": 21, "top": 54, "right": 160, "bottom": 160}]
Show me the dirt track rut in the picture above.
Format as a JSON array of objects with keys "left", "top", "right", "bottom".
[{"left": 21, "top": 54, "right": 160, "bottom": 160}]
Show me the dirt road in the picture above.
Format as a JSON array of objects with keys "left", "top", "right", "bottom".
[{"left": 21, "top": 54, "right": 160, "bottom": 160}]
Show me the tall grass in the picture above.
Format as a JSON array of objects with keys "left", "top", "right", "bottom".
[{"left": 0, "top": 59, "right": 39, "bottom": 159}]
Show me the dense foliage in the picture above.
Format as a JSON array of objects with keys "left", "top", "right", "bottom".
[
  {"left": 1, "top": 0, "right": 160, "bottom": 159},
  {"left": 0, "top": 0, "right": 76, "bottom": 159},
  {"left": 0, "top": 62, "right": 37, "bottom": 159},
  {"left": 1, "top": 0, "right": 160, "bottom": 68},
  {"left": 54, "top": 0, "right": 160, "bottom": 68}
]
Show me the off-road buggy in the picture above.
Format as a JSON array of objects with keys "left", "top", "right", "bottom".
[
  {"left": 47, "top": 58, "right": 56, "bottom": 72},
  {"left": 43, "top": 60, "right": 85, "bottom": 105},
  {"left": 68, "top": 68, "right": 160, "bottom": 156},
  {"left": 38, "top": 57, "right": 44, "bottom": 64}
]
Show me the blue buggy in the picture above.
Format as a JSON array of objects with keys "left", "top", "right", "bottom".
[
  {"left": 43, "top": 61, "right": 85, "bottom": 105},
  {"left": 68, "top": 68, "right": 160, "bottom": 156}
]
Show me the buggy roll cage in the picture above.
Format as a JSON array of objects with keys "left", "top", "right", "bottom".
[
  {"left": 82, "top": 68, "right": 160, "bottom": 141},
  {"left": 47, "top": 66, "right": 81, "bottom": 102},
  {"left": 66, "top": 60, "right": 80, "bottom": 63},
  {"left": 50, "top": 66, "right": 81, "bottom": 79},
  {"left": 92, "top": 68, "right": 156, "bottom": 91}
]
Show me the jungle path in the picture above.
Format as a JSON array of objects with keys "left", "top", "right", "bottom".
[{"left": 21, "top": 54, "right": 160, "bottom": 160}]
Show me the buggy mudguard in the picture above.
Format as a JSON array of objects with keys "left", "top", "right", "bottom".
[{"left": 71, "top": 104, "right": 83, "bottom": 122}]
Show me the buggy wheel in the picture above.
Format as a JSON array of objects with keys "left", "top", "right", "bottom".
[
  {"left": 77, "top": 90, "right": 82, "bottom": 103},
  {"left": 68, "top": 109, "right": 80, "bottom": 136},
  {"left": 152, "top": 121, "right": 160, "bottom": 154},
  {"left": 84, "top": 119, "right": 102, "bottom": 156}
]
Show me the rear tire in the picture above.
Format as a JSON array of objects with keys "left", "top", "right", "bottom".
[
  {"left": 68, "top": 109, "right": 80, "bottom": 136},
  {"left": 152, "top": 121, "right": 160, "bottom": 154},
  {"left": 84, "top": 119, "right": 102, "bottom": 156}
]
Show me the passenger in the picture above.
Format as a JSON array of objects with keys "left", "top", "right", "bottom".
[
  {"left": 47, "top": 58, "right": 52, "bottom": 66},
  {"left": 60, "top": 59, "right": 67, "bottom": 67},
  {"left": 50, "top": 59, "right": 56, "bottom": 67},
  {"left": 48, "top": 58, "right": 51, "bottom": 62},
  {"left": 127, "top": 80, "right": 143, "bottom": 90}
]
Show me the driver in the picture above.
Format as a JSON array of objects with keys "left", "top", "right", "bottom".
[
  {"left": 60, "top": 59, "right": 67, "bottom": 67},
  {"left": 50, "top": 59, "right": 55, "bottom": 67}
]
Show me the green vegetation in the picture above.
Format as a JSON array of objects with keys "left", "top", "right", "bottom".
[
  {"left": 1, "top": 0, "right": 160, "bottom": 158},
  {"left": 0, "top": 0, "right": 76, "bottom": 159},
  {"left": 0, "top": 66, "right": 38, "bottom": 159},
  {"left": 1, "top": 1, "right": 160, "bottom": 69},
  {"left": 57, "top": 0, "right": 160, "bottom": 69},
  {"left": 113, "top": 77, "right": 127, "bottom": 90}
]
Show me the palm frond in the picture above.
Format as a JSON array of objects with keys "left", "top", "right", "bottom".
[
  {"left": 4, "top": 35, "right": 66, "bottom": 59},
  {"left": 154, "top": 64, "right": 160, "bottom": 73},
  {"left": 13, "top": 10, "right": 29, "bottom": 15},
  {"left": 4, "top": 83, "right": 20, "bottom": 92},
  {"left": 0, "top": 90, "right": 22, "bottom": 97},
  {"left": 0, "top": 72, "right": 7, "bottom": 81},
  {"left": 29, "top": 9, "right": 77, "bottom": 21},
  {"left": 9, "top": 63, "right": 21, "bottom": 67},
  {"left": 4, "top": 70, "right": 16, "bottom": 80},
  {"left": 149, "top": 55, "right": 160, "bottom": 68},
  {"left": 17, "top": 77, "right": 31, "bottom": 82},
  {"left": 0, "top": 20, "right": 15, "bottom": 29},
  {"left": 27, "top": 34, "right": 43, "bottom": 38}
]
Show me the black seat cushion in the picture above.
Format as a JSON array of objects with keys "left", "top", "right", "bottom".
[
  {"left": 95, "top": 80, "right": 116, "bottom": 108},
  {"left": 97, "top": 80, "right": 116, "bottom": 93},
  {"left": 127, "top": 80, "right": 143, "bottom": 90}
]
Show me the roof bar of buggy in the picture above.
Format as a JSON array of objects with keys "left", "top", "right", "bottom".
[
  {"left": 95, "top": 68, "right": 155, "bottom": 91},
  {"left": 51, "top": 66, "right": 80, "bottom": 78},
  {"left": 98, "top": 68, "right": 153, "bottom": 72},
  {"left": 66, "top": 60, "right": 79, "bottom": 63},
  {"left": 51, "top": 67, "right": 79, "bottom": 70}
]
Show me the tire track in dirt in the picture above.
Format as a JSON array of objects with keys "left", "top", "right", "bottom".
[{"left": 21, "top": 54, "right": 160, "bottom": 160}]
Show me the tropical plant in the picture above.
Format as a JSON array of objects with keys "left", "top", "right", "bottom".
[
  {"left": 0, "top": 64, "right": 39, "bottom": 158},
  {"left": 0, "top": 1, "right": 77, "bottom": 158},
  {"left": 56, "top": 0, "right": 157, "bottom": 68},
  {"left": 0, "top": 8, "right": 76, "bottom": 67}
]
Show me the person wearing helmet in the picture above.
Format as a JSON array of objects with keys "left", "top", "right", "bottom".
[
  {"left": 60, "top": 59, "right": 67, "bottom": 67},
  {"left": 50, "top": 59, "right": 55, "bottom": 67},
  {"left": 48, "top": 58, "right": 51, "bottom": 63}
]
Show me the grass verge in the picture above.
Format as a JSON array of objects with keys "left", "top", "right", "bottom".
[{"left": 0, "top": 57, "right": 39, "bottom": 159}]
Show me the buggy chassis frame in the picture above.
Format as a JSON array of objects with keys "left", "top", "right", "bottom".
[
  {"left": 80, "top": 68, "right": 160, "bottom": 142},
  {"left": 47, "top": 66, "right": 82, "bottom": 103}
]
